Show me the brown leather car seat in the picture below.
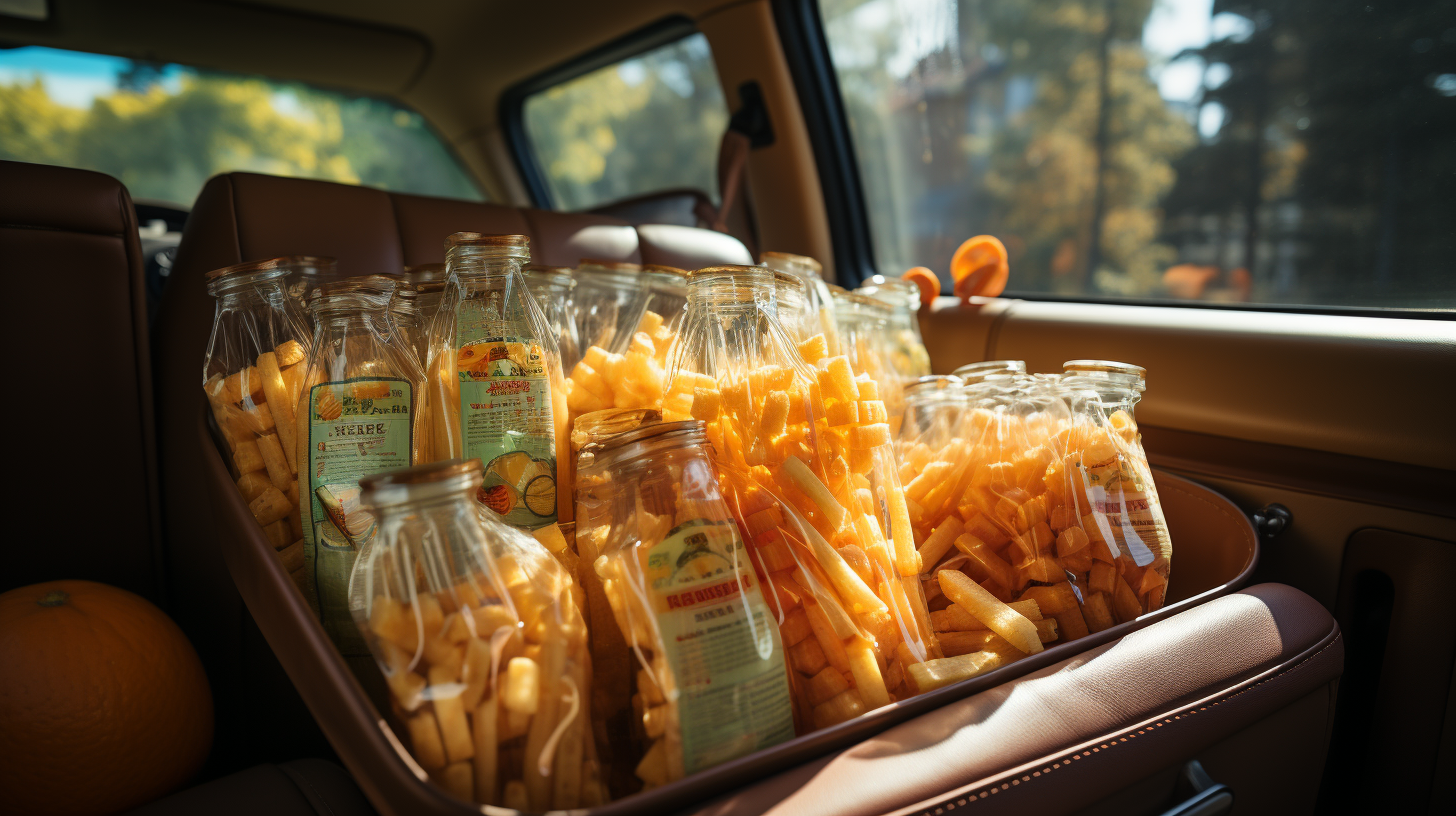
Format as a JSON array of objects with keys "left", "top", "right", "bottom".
[
  {"left": 0, "top": 160, "right": 162, "bottom": 601},
  {"left": 152, "top": 170, "right": 754, "bottom": 771}
]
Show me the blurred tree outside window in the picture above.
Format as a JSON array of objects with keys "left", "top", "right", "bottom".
[
  {"left": 0, "top": 46, "right": 481, "bottom": 207},
  {"left": 523, "top": 33, "right": 729, "bottom": 211},
  {"left": 819, "top": 0, "right": 1456, "bottom": 309}
]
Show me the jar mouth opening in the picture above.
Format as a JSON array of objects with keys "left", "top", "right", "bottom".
[
  {"left": 952, "top": 360, "right": 1027, "bottom": 383},
  {"left": 360, "top": 459, "right": 484, "bottom": 508},
  {"left": 761, "top": 251, "right": 823, "bottom": 276},
  {"left": 402, "top": 263, "right": 447, "bottom": 284},
  {"left": 904, "top": 374, "right": 965, "bottom": 396},
  {"left": 1063, "top": 359, "right": 1145, "bottom": 379},
  {"left": 581, "top": 420, "right": 708, "bottom": 471}
]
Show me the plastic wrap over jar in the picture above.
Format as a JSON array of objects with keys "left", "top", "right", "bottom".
[
  {"left": 855, "top": 275, "right": 930, "bottom": 382},
  {"left": 281, "top": 256, "right": 342, "bottom": 326},
  {"left": 350, "top": 459, "right": 599, "bottom": 811},
  {"left": 202, "top": 257, "right": 315, "bottom": 589},
  {"left": 575, "top": 420, "right": 795, "bottom": 794},
  {"left": 523, "top": 265, "right": 582, "bottom": 374},
  {"left": 667, "top": 265, "right": 937, "bottom": 729},
  {"left": 897, "top": 375, "right": 966, "bottom": 463},
  {"left": 762, "top": 251, "right": 839, "bottom": 356},
  {"left": 427, "top": 233, "right": 569, "bottom": 528},
  {"left": 833, "top": 291, "right": 904, "bottom": 439},
  {"left": 294, "top": 275, "right": 426, "bottom": 656},
  {"left": 564, "top": 263, "right": 687, "bottom": 426}
]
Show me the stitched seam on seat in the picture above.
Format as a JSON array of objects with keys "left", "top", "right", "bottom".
[{"left": 908, "top": 631, "right": 1343, "bottom": 814}]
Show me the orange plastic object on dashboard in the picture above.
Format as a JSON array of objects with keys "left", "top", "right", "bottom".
[
  {"left": 900, "top": 267, "right": 940, "bottom": 305},
  {"left": 950, "top": 235, "right": 1008, "bottom": 300}
]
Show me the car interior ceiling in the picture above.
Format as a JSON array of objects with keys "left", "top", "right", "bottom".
[{"left": 1, "top": 2, "right": 1453, "bottom": 816}]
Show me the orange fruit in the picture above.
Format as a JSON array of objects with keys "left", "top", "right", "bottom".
[
  {"left": 0, "top": 581, "right": 213, "bottom": 815},
  {"left": 950, "top": 235, "right": 1009, "bottom": 300},
  {"left": 900, "top": 267, "right": 941, "bottom": 304}
]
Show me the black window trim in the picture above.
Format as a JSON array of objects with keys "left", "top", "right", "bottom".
[
  {"left": 772, "top": 0, "right": 878, "bottom": 286},
  {"left": 498, "top": 15, "right": 702, "bottom": 211}
]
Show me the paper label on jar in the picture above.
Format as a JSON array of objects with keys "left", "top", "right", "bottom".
[
  {"left": 1078, "top": 460, "right": 1171, "bottom": 566},
  {"left": 645, "top": 519, "right": 795, "bottom": 775},
  {"left": 454, "top": 318, "right": 558, "bottom": 529},
  {"left": 302, "top": 377, "right": 413, "bottom": 654}
]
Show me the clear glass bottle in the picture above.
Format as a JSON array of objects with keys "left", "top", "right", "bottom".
[
  {"left": 429, "top": 233, "right": 568, "bottom": 529},
  {"left": 402, "top": 262, "right": 448, "bottom": 334},
  {"left": 762, "top": 250, "right": 840, "bottom": 355},
  {"left": 523, "top": 264, "right": 582, "bottom": 373},
  {"left": 350, "top": 458, "right": 598, "bottom": 810},
  {"left": 669, "top": 265, "right": 935, "bottom": 727},
  {"left": 294, "top": 275, "right": 426, "bottom": 660},
  {"left": 576, "top": 419, "right": 796, "bottom": 792},
  {"left": 202, "top": 258, "right": 313, "bottom": 588},
  {"left": 856, "top": 275, "right": 931, "bottom": 380},
  {"left": 571, "top": 258, "right": 643, "bottom": 353}
]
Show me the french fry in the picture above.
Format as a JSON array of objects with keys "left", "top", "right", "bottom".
[
  {"left": 917, "top": 515, "right": 965, "bottom": 569},
  {"left": 255, "top": 351, "right": 299, "bottom": 472},
  {"left": 846, "top": 636, "right": 890, "bottom": 708},
  {"left": 938, "top": 570, "right": 1042, "bottom": 655},
  {"left": 249, "top": 487, "right": 292, "bottom": 526},
  {"left": 408, "top": 711, "right": 448, "bottom": 770},
  {"left": 906, "top": 650, "right": 1003, "bottom": 694},
  {"left": 782, "top": 457, "right": 847, "bottom": 532},
  {"left": 255, "top": 433, "right": 291, "bottom": 492}
]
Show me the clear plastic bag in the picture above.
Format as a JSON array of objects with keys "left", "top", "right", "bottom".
[
  {"left": 350, "top": 459, "right": 600, "bottom": 810},
  {"left": 427, "top": 233, "right": 569, "bottom": 528},
  {"left": 897, "top": 375, "right": 965, "bottom": 463},
  {"left": 833, "top": 290, "right": 905, "bottom": 439},
  {"left": 202, "top": 257, "right": 314, "bottom": 589},
  {"left": 294, "top": 275, "right": 426, "bottom": 655},
  {"left": 855, "top": 275, "right": 931, "bottom": 382},
  {"left": 668, "top": 265, "right": 935, "bottom": 730},
  {"left": 564, "top": 264, "right": 688, "bottom": 425},
  {"left": 575, "top": 419, "right": 796, "bottom": 794},
  {"left": 523, "top": 264, "right": 582, "bottom": 374}
]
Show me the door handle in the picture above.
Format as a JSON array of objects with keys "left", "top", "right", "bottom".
[{"left": 1157, "top": 760, "right": 1232, "bottom": 816}]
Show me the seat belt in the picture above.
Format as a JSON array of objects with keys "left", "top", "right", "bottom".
[{"left": 700, "top": 81, "right": 775, "bottom": 234}]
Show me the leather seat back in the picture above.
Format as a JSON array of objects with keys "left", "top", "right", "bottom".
[{"left": 0, "top": 160, "right": 161, "bottom": 600}]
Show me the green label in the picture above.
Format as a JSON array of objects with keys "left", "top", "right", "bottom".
[
  {"left": 455, "top": 313, "right": 558, "bottom": 528},
  {"left": 646, "top": 519, "right": 795, "bottom": 774},
  {"left": 303, "top": 377, "right": 413, "bottom": 654}
]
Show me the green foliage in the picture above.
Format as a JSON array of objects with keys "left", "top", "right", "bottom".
[
  {"left": 0, "top": 66, "right": 479, "bottom": 206},
  {"left": 524, "top": 34, "right": 728, "bottom": 210}
]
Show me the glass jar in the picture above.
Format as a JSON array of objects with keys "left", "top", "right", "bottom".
[
  {"left": 669, "top": 264, "right": 935, "bottom": 727},
  {"left": 282, "top": 255, "right": 341, "bottom": 324},
  {"left": 428, "top": 233, "right": 569, "bottom": 529},
  {"left": 898, "top": 374, "right": 965, "bottom": 460},
  {"left": 564, "top": 263, "right": 688, "bottom": 427},
  {"left": 571, "top": 259, "right": 643, "bottom": 354},
  {"left": 294, "top": 275, "right": 425, "bottom": 657},
  {"left": 833, "top": 291, "right": 904, "bottom": 438},
  {"left": 386, "top": 277, "right": 429, "bottom": 370},
  {"left": 771, "top": 269, "right": 816, "bottom": 344},
  {"left": 523, "top": 264, "right": 582, "bottom": 373},
  {"left": 855, "top": 275, "right": 931, "bottom": 381},
  {"left": 951, "top": 359, "right": 1026, "bottom": 384},
  {"left": 350, "top": 459, "right": 598, "bottom": 810},
  {"left": 402, "top": 262, "right": 448, "bottom": 336},
  {"left": 762, "top": 250, "right": 840, "bottom": 356},
  {"left": 202, "top": 257, "right": 314, "bottom": 588},
  {"left": 576, "top": 420, "right": 795, "bottom": 792}
]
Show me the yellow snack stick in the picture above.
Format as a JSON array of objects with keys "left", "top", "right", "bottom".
[
  {"left": 760, "top": 390, "right": 791, "bottom": 438},
  {"left": 938, "top": 570, "right": 1043, "bottom": 655},
  {"left": 904, "top": 461, "right": 952, "bottom": 503},
  {"left": 803, "top": 600, "right": 853, "bottom": 673},
  {"left": 274, "top": 339, "right": 305, "bottom": 367},
  {"left": 408, "top": 710, "right": 449, "bottom": 770},
  {"left": 628, "top": 331, "right": 655, "bottom": 358},
  {"left": 568, "top": 361, "right": 614, "bottom": 403},
  {"left": 691, "top": 388, "right": 722, "bottom": 421},
  {"left": 233, "top": 438, "right": 265, "bottom": 475},
  {"left": 806, "top": 521, "right": 887, "bottom": 616},
  {"left": 781, "top": 457, "right": 848, "bottom": 532},
  {"left": 566, "top": 380, "right": 609, "bottom": 414},
  {"left": 823, "top": 357, "right": 858, "bottom": 403},
  {"left": 918, "top": 515, "right": 964, "bottom": 566},
  {"left": 846, "top": 636, "right": 891, "bottom": 709},
  {"left": 249, "top": 487, "right": 291, "bottom": 526},
  {"left": 884, "top": 478, "right": 919, "bottom": 577},
  {"left": 223, "top": 365, "right": 262, "bottom": 403},
  {"left": 859, "top": 400, "right": 888, "bottom": 424},
  {"left": 255, "top": 352, "right": 299, "bottom": 473},
  {"left": 825, "top": 399, "right": 858, "bottom": 427},
  {"left": 503, "top": 657, "right": 540, "bottom": 714},
  {"left": 236, "top": 471, "right": 272, "bottom": 502},
  {"left": 855, "top": 376, "right": 880, "bottom": 401},
  {"left": 256, "top": 433, "right": 291, "bottom": 492},
  {"left": 849, "top": 423, "right": 892, "bottom": 450},
  {"left": 797, "top": 334, "right": 828, "bottom": 364},
  {"left": 906, "top": 650, "right": 1003, "bottom": 694},
  {"left": 931, "top": 604, "right": 987, "bottom": 632}
]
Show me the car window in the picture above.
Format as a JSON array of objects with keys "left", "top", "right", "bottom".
[
  {"left": 818, "top": 0, "right": 1456, "bottom": 309},
  {"left": 0, "top": 45, "right": 482, "bottom": 206},
  {"left": 522, "top": 32, "right": 729, "bottom": 211}
]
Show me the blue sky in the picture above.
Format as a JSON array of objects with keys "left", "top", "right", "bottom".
[{"left": 0, "top": 45, "right": 182, "bottom": 107}]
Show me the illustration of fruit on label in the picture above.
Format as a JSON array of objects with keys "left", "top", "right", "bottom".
[
  {"left": 454, "top": 327, "right": 558, "bottom": 529},
  {"left": 645, "top": 518, "right": 795, "bottom": 775},
  {"left": 303, "top": 377, "right": 413, "bottom": 654}
]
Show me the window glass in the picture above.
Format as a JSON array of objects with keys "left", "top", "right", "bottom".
[
  {"left": 819, "top": 0, "right": 1456, "bottom": 309},
  {"left": 0, "top": 46, "right": 481, "bottom": 206},
  {"left": 523, "top": 33, "right": 729, "bottom": 211}
]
